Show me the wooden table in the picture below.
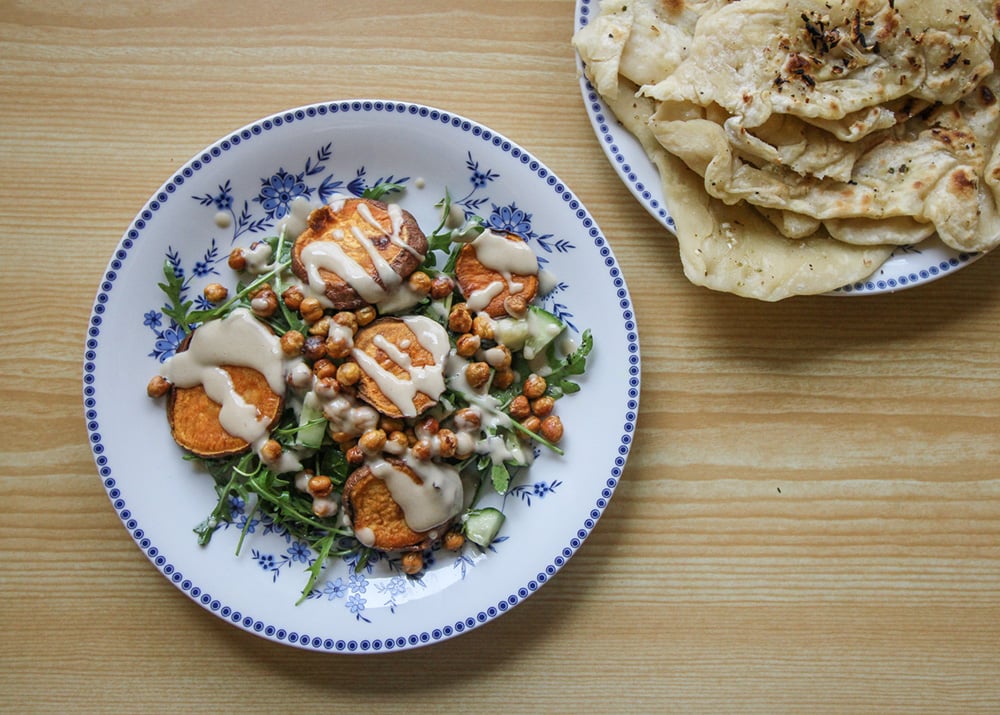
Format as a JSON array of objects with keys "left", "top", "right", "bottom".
[{"left": 2, "top": 2, "right": 998, "bottom": 712}]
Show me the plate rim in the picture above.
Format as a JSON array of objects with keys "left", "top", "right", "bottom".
[{"left": 82, "top": 98, "right": 640, "bottom": 653}]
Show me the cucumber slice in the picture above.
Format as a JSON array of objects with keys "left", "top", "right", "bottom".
[
  {"left": 294, "top": 392, "right": 327, "bottom": 450},
  {"left": 463, "top": 507, "right": 505, "bottom": 548},
  {"left": 523, "top": 306, "right": 566, "bottom": 360}
]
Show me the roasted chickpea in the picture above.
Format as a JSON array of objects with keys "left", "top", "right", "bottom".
[
  {"left": 308, "top": 316, "right": 332, "bottom": 337},
  {"left": 146, "top": 375, "right": 171, "bottom": 398},
  {"left": 531, "top": 395, "right": 556, "bottom": 417},
  {"left": 280, "top": 329, "right": 305, "bottom": 356},
  {"left": 358, "top": 428, "right": 387, "bottom": 455},
  {"left": 380, "top": 416, "right": 404, "bottom": 433},
  {"left": 203, "top": 283, "right": 228, "bottom": 303},
  {"left": 355, "top": 305, "right": 377, "bottom": 326},
  {"left": 448, "top": 303, "right": 473, "bottom": 334},
  {"left": 454, "top": 407, "right": 481, "bottom": 430},
  {"left": 540, "top": 415, "right": 563, "bottom": 443},
  {"left": 430, "top": 275, "right": 454, "bottom": 300},
  {"left": 455, "top": 333, "right": 480, "bottom": 357},
  {"left": 282, "top": 285, "right": 304, "bottom": 310},
  {"left": 401, "top": 551, "right": 424, "bottom": 575},
  {"left": 503, "top": 294, "right": 528, "bottom": 318},
  {"left": 324, "top": 334, "right": 352, "bottom": 360},
  {"left": 260, "top": 439, "right": 283, "bottom": 462},
  {"left": 443, "top": 530, "right": 465, "bottom": 551},
  {"left": 465, "top": 361, "right": 491, "bottom": 389},
  {"left": 330, "top": 430, "right": 356, "bottom": 444},
  {"left": 332, "top": 311, "right": 359, "bottom": 335},
  {"left": 386, "top": 430, "right": 409, "bottom": 454},
  {"left": 436, "top": 428, "right": 458, "bottom": 459},
  {"left": 521, "top": 415, "right": 541, "bottom": 435},
  {"left": 493, "top": 368, "right": 515, "bottom": 390},
  {"left": 416, "top": 416, "right": 440, "bottom": 436},
  {"left": 227, "top": 247, "right": 246, "bottom": 271},
  {"left": 472, "top": 314, "right": 494, "bottom": 341},
  {"left": 410, "top": 439, "right": 433, "bottom": 461},
  {"left": 407, "top": 271, "right": 432, "bottom": 295},
  {"left": 303, "top": 335, "right": 327, "bottom": 361},
  {"left": 314, "top": 376, "right": 339, "bottom": 399},
  {"left": 336, "top": 361, "right": 362, "bottom": 386},
  {"left": 312, "top": 358, "right": 337, "bottom": 380},
  {"left": 307, "top": 474, "right": 333, "bottom": 498},
  {"left": 522, "top": 374, "right": 547, "bottom": 400},
  {"left": 509, "top": 394, "right": 531, "bottom": 420},
  {"left": 299, "top": 296, "right": 324, "bottom": 323},
  {"left": 345, "top": 445, "right": 365, "bottom": 465},
  {"left": 251, "top": 288, "right": 278, "bottom": 318}
]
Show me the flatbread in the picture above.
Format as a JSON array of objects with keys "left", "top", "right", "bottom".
[{"left": 573, "top": 0, "right": 1000, "bottom": 298}]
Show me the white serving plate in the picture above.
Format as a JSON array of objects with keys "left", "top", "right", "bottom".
[{"left": 83, "top": 100, "right": 639, "bottom": 652}]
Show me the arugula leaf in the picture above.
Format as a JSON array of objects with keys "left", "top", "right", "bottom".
[
  {"left": 362, "top": 181, "right": 406, "bottom": 202},
  {"left": 544, "top": 329, "right": 593, "bottom": 399},
  {"left": 491, "top": 461, "right": 512, "bottom": 494},
  {"left": 157, "top": 262, "right": 196, "bottom": 334}
]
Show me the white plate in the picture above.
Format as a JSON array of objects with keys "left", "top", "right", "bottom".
[
  {"left": 83, "top": 100, "right": 639, "bottom": 652},
  {"left": 573, "top": 0, "right": 984, "bottom": 295}
]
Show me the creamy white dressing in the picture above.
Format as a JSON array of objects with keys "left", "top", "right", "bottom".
[
  {"left": 351, "top": 315, "right": 450, "bottom": 417},
  {"left": 466, "top": 280, "right": 506, "bottom": 312},
  {"left": 300, "top": 200, "right": 425, "bottom": 306},
  {"left": 160, "top": 308, "right": 306, "bottom": 468},
  {"left": 464, "top": 229, "right": 539, "bottom": 309},
  {"left": 369, "top": 456, "right": 463, "bottom": 532},
  {"left": 471, "top": 228, "right": 538, "bottom": 277}
]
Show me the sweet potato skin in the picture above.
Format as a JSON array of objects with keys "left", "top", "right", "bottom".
[{"left": 290, "top": 198, "right": 427, "bottom": 309}]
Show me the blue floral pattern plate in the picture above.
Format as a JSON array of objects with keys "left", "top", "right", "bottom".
[
  {"left": 573, "top": 0, "right": 984, "bottom": 295},
  {"left": 83, "top": 100, "right": 639, "bottom": 653}
]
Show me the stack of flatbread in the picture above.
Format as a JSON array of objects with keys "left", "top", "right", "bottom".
[{"left": 574, "top": 0, "right": 1000, "bottom": 299}]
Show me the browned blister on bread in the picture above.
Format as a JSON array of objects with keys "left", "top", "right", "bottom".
[
  {"left": 167, "top": 365, "right": 283, "bottom": 458},
  {"left": 290, "top": 198, "right": 427, "bottom": 309},
  {"left": 342, "top": 459, "right": 436, "bottom": 551},
  {"left": 454, "top": 231, "right": 539, "bottom": 318}
]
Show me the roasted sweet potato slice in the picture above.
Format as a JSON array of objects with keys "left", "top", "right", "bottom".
[
  {"left": 290, "top": 198, "right": 427, "bottom": 310},
  {"left": 454, "top": 230, "right": 539, "bottom": 318},
  {"left": 167, "top": 365, "right": 283, "bottom": 459},
  {"left": 342, "top": 460, "right": 436, "bottom": 552},
  {"left": 350, "top": 316, "right": 447, "bottom": 419}
]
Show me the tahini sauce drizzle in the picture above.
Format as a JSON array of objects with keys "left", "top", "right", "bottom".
[
  {"left": 369, "top": 456, "right": 463, "bottom": 532},
  {"left": 350, "top": 315, "right": 450, "bottom": 417},
  {"left": 300, "top": 200, "right": 426, "bottom": 305},
  {"left": 465, "top": 229, "right": 538, "bottom": 311},
  {"left": 160, "top": 308, "right": 301, "bottom": 471}
]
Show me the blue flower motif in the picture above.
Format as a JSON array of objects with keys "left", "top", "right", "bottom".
[
  {"left": 256, "top": 169, "right": 308, "bottom": 219},
  {"left": 254, "top": 551, "right": 276, "bottom": 571},
  {"left": 193, "top": 295, "right": 214, "bottom": 311},
  {"left": 228, "top": 495, "right": 246, "bottom": 515},
  {"left": 286, "top": 541, "right": 310, "bottom": 564},
  {"left": 489, "top": 203, "right": 532, "bottom": 236},
  {"left": 346, "top": 593, "right": 366, "bottom": 614},
  {"left": 384, "top": 575, "right": 407, "bottom": 597},
  {"left": 471, "top": 169, "right": 490, "bottom": 188},
  {"left": 150, "top": 324, "right": 186, "bottom": 362},
  {"left": 213, "top": 190, "right": 233, "bottom": 211},
  {"left": 324, "top": 578, "right": 347, "bottom": 600},
  {"left": 349, "top": 572, "right": 369, "bottom": 594},
  {"left": 235, "top": 513, "right": 260, "bottom": 534},
  {"left": 143, "top": 310, "right": 162, "bottom": 330}
]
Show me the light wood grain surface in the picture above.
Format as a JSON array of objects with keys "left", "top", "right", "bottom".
[{"left": 2, "top": 2, "right": 999, "bottom": 713}]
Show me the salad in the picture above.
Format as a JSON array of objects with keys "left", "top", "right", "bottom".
[{"left": 146, "top": 185, "right": 592, "bottom": 602}]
